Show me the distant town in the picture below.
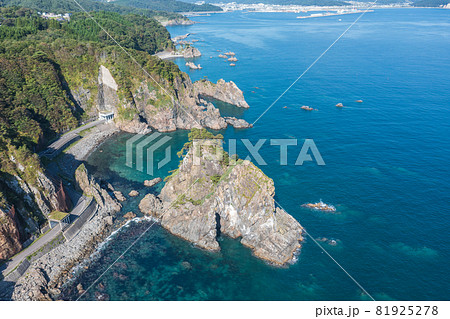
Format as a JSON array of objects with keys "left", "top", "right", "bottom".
[{"left": 209, "top": 1, "right": 449, "bottom": 12}]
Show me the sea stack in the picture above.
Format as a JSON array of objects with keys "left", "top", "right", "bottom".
[{"left": 141, "top": 129, "right": 304, "bottom": 265}]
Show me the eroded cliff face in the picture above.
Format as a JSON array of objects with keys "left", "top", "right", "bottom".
[
  {"left": 71, "top": 62, "right": 250, "bottom": 133},
  {"left": 0, "top": 208, "right": 22, "bottom": 262},
  {"left": 140, "top": 137, "right": 303, "bottom": 265}
]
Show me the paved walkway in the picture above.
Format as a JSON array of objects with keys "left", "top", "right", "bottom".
[
  {"left": 0, "top": 226, "right": 61, "bottom": 278},
  {"left": 40, "top": 119, "right": 105, "bottom": 158}
]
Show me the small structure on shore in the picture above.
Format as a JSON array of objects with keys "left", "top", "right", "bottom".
[
  {"left": 99, "top": 111, "right": 115, "bottom": 122},
  {"left": 48, "top": 211, "right": 71, "bottom": 230}
]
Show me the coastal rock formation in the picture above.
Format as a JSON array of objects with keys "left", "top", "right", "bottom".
[
  {"left": 139, "top": 193, "right": 164, "bottom": 217},
  {"left": 113, "top": 191, "right": 126, "bottom": 202},
  {"left": 115, "top": 115, "right": 152, "bottom": 135},
  {"left": 129, "top": 190, "right": 139, "bottom": 197},
  {"left": 75, "top": 164, "right": 121, "bottom": 212},
  {"left": 0, "top": 208, "right": 22, "bottom": 262},
  {"left": 194, "top": 79, "right": 250, "bottom": 109},
  {"left": 182, "top": 46, "right": 201, "bottom": 59},
  {"left": 143, "top": 130, "right": 303, "bottom": 265},
  {"left": 123, "top": 212, "right": 136, "bottom": 220},
  {"left": 224, "top": 117, "right": 253, "bottom": 129},
  {"left": 186, "top": 62, "right": 202, "bottom": 70},
  {"left": 71, "top": 59, "right": 250, "bottom": 134},
  {"left": 144, "top": 178, "right": 162, "bottom": 187}
]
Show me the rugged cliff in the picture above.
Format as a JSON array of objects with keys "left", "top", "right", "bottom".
[
  {"left": 12, "top": 165, "right": 121, "bottom": 301},
  {"left": 139, "top": 129, "right": 303, "bottom": 265},
  {"left": 0, "top": 208, "right": 22, "bottom": 262},
  {"left": 0, "top": 149, "right": 71, "bottom": 250},
  {"left": 81, "top": 62, "right": 250, "bottom": 133}
]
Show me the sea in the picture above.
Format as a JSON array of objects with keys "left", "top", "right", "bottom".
[{"left": 64, "top": 8, "right": 450, "bottom": 300}]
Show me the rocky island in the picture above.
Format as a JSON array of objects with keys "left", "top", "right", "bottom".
[{"left": 139, "top": 129, "right": 304, "bottom": 266}]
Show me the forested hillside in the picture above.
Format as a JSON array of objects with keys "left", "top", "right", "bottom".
[
  {"left": 0, "top": 0, "right": 220, "bottom": 15},
  {"left": 0, "top": 5, "right": 187, "bottom": 248}
]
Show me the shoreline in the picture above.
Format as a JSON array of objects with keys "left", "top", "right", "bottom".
[
  {"left": 154, "top": 50, "right": 185, "bottom": 60},
  {"left": 5, "top": 124, "right": 121, "bottom": 300}
]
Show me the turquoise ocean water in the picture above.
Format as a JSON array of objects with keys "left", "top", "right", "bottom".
[{"left": 66, "top": 9, "right": 450, "bottom": 300}]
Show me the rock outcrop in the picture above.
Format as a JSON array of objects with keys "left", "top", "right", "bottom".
[
  {"left": 75, "top": 164, "right": 121, "bottom": 212},
  {"left": 182, "top": 46, "right": 201, "bottom": 58},
  {"left": 224, "top": 117, "right": 253, "bottom": 129},
  {"left": 115, "top": 115, "right": 152, "bottom": 135},
  {"left": 144, "top": 178, "right": 162, "bottom": 187},
  {"left": 0, "top": 208, "right": 22, "bottom": 262},
  {"left": 140, "top": 132, "right": 303, "bottom": 265},
  {"left": 194, "top": 79, "right": 250, "bottom": 108}
]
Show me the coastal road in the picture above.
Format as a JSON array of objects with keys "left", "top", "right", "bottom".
[
  {"left": 1, "top": 226, "right": 61, "bottom": 279},
  {"left": 0, "top": 194, "right": 89, "bottom": 280},
  {"left": 40, "top": 119, "right": 106, "bottom": 159}
]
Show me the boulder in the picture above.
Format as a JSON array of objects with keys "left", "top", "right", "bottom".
[
  {"left": 144, "top": 178, "right": 162, "bottom": 187},
  {"left": 123, "top": 212, "right": 136, "bottom": 220},
  {"left": 128, "top": 190, "right": 139, "bottom": 197}
]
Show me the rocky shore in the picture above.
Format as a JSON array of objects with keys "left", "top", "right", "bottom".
[{"left": 11, "top": 166, "right": 121, "bottom": 300}]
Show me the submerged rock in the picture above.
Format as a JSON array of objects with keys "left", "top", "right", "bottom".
[
  {"left": 128, "top": 190, "right": 139, "bottom": 197},
  {"left": 123, "top": 212, "right": 136, "bottom": 220}
]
